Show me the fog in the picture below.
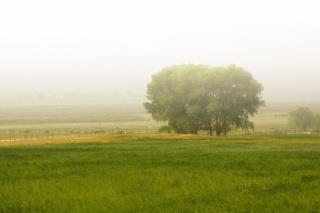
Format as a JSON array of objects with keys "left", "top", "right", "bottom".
[{"left": 1, "top": 0, "right": 320, "bottom": 105}]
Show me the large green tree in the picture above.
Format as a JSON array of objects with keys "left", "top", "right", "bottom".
[
  {"left": 203, "top": 66, "right": 264, "bottom": 136},
  {"left": 144, "top": 65, "right": 207, "bottom": 134},
  {"left": 144, "top": 65, "right": 264, "bottom": 136}
]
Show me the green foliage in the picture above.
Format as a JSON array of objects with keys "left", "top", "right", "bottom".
[
  {"left": 144, "top": 64, "right": 264, "bottom": 136},
  {"left": 144, "top": 64, "right": 207, "bottom": 134},
  {"left": 313, "top": 114, "right": 320, "bottom": 132},
  {"left": 1, "top": 136, "right": 320, "bottom": 212},
  {"left": 289, "top": 107, "right": 315, "bottom": 132}
]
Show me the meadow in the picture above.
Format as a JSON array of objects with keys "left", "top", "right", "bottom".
[
  {"left": 1, "top": 102, "right": 320, "bottom": 212},
  {"left": 1, "top": 134, "right": 320, "bottom": 212}
]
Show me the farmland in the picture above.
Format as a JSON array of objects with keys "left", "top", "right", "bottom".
[
  {"left": 1, "top": 102, "right": 319, "bottom": 142},
  {"left": 1, "top": 134, "right": 320, "bottom": 212},
  {"left": 1, "top": 103, "right": 320, "bottom": 212},
  {"left": 2, "top": 1, "right": 320, "bottom": 212}
]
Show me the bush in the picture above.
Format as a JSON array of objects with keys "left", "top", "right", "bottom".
[
  {"left": 289, "top": 107, "right": 314, "bottom": 132},
  {"left": 313, "top": 114, "right": 320, "bottom": 132},
  {"left": 159, "top": 125, "right": 172, "bottom": 133}
]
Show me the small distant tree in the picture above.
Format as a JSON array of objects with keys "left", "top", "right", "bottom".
[
  {"left": 289, "top": 107, "right": 315, "bottom": 132},
  {"left": 314, "top": 114, "right": 320, "bottom": 132}
]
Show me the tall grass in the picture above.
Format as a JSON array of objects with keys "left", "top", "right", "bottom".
[{"left": 1, "top": 135, "right": 320, "bottom": 212}]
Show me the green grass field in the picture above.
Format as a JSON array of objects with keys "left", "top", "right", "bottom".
[{"left": 1, "top": 135, "right": 320, "bottom": 212}]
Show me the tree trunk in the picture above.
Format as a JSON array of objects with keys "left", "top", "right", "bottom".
[
  {"left": 208, "top": 122, "right": 213, "bottom": 136},
  {"left": 209, "top": 128, "right": 213, "bottom": 136},
  {"left": 216, "top": 129, "right": 222, "bottom": 136},
  {"left": 222, "top": 126, "right": 227, "bottom": 136}
]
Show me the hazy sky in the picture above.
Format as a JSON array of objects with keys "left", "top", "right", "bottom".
[{"left": 0, "top": 0, "right": 320, "bottom": 103}]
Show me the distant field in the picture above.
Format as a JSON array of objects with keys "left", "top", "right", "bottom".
[
  {"left": 0, "top": 104, "right": 161, "bottom": 141},
  {"left": 1, "top": 134, "right": 320, "bottom": 212},
  {"left": 253, "top": 102, "right": 320, "bottom": 133},
  {"left": 0, "top": 102, "right": 319, "bottom": 141},
  {"left": 0, "top": 104, "right": 146, "bottom": 124}
]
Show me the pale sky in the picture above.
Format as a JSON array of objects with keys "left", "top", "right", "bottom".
[{"left": 0, "top": 0, "right": 320, "bottom": 103}]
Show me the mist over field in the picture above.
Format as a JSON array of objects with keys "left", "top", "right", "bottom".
[
  {"left": 0, "top": 0, "right": 320, "bottom": 105},
  {"left": 2, "top": 2, "right": 320, "bottom": 212}
]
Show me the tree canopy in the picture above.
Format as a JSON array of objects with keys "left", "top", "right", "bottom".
[
  {"left": 289, "top": 107, "right": 315, "bottom": 132},
  {"left": 144, "top": 65, "right": 264, "bottom": 136},
  {"left": 314, "top": 114, "right": 320, "bottom": 132}
]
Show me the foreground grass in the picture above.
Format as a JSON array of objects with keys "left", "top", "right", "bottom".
[{"left": 0, "top": 135, "right": 320, "bottom": 212}]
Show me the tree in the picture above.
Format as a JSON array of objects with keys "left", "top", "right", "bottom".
[
  {"left": 314, "top": 114, "right": 320, "bottom": 132},
  {"left": 203, "top": 66, "right": 264, "bottom": 136},
  {"left": 144, "top": 64, "right": 264, "bottom": 136},
  {"left": 144, "top": 65, "right": 207, "bottom": 134},
  {"left": 289, "top": 107, "right": 315, "bottom": 132}
]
